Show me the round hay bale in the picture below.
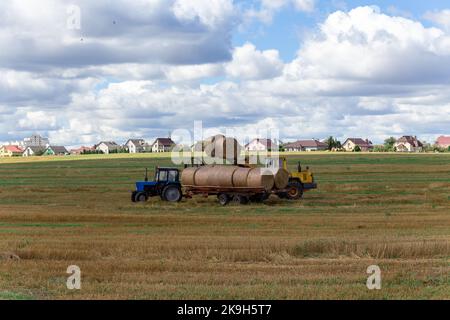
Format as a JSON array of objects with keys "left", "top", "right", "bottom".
[
  {"left": 247, "top": 168, "right": 274, "bottom": 191},
  {"left": 181, "top": 167, "right": 199, "bottom": 186},
  {"left": 204, "top": 135, "right": 242, "bottom": 161},
  {"left": 194, "top": 166, "right": 215, "bottom": 186},
  {"left": 232, "top": 167, "right": 251, "bottom": 187},
  {"left": 273, "top": 168, "right": 290, "bottom": 189},
  {"left": 208, "top": 165, "right": 238, "bottom": 187},
  {"left": 204, "top": 135, "right": 225, "bottom": 158}
]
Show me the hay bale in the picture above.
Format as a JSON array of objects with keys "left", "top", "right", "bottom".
[
  {"left": 194, "top": 166, "right": 215, "bottom": 186},
  {"left": 181, "top": 167, "right": 200, "bottom": 186},
  {"left": 273, "top": 168, "right": 290, "bottom": 189},
  {"left": 232, "top": 167, "right": 251, "bottom": 187},
  {"left": 208, "top": 165, "right": 238, "bottom": 187},
  {"left": 247, "top": 168, "right": 275, "bottom": 191},
  {"left": 204, "top": 135, "right": 242, "bottom": 161}
]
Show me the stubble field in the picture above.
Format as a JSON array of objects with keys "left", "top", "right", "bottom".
[{"left": 0, "top": 153, "right": 449, "bottom": 299}]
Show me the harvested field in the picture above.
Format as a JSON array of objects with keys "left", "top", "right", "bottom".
[{"left": 0, "top": 153, "right": 449, "bottom": 299}]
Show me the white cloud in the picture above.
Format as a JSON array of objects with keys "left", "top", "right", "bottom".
[
  {"left": 19, "top": 111, "right": 57, "bottom": 130},
  {"left": 226, "top": 43, "right": 283, "bottom": 80},
  {"left": 286, "top": 6, "right": 450, "bottom": 85},
  {"left": 425, "top": 9, "right": 450, "bottom": 31},
  {"left": 244, "top": 0, "right": 316, "bottom": 24},
  {"left": 292, "top": 0, "right": 316, "bottom": 13},
  {"left": 0, "top": 0, "right": 236, "bottom": 70}
]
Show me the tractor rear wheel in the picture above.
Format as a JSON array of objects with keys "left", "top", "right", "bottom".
[
  {"left": 131, "top": 191, "right": 137, "bottom": 202},
  {"left": 162, "top": 186, "right": 182, "bottom": 202},
  {"left": 218, "top": 193, "right": 229, "bottom": 206},
  {"left": 285, "top": 182, "right": 303, "bottom": 200},
  {"left": 135, "top": 192, "right": 148, "bottom": 202}
]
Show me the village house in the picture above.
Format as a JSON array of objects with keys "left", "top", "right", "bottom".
[
  {"left": 284, "top": 140, "right": 328, "bottom": 152},
  {"left": 0, "top": 145, "right": 23, "bottom": 157},
  {"left": 435, "top": 136, "right": 450, "bottom": 149},
  {"left": 95, "top": 141, "right": 121, "bottom": 154},
  {"left": 44, "top": 146, "right": 69, "bottom": 156},
  {"left": 22, "top": 146, "right": 46, "bottom": 157},
  {"left": 151, "top": 138, "right": 175, "bottom": 153},
  {"left": 342, "top": 138, "right": 374, "bottom": 152},
  {"left": 125, "top": 139, "right": 150, "bottom": 153},
  {"left": 70, "top": 146, "right": 95, "bottom": 155},
  {"left": 245, "top": 139, "right": 277, "bottom": 152},
  {"left": 394, "top": 136, "right": 423, "bottom": 152}
]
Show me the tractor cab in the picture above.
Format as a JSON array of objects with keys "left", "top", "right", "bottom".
[{"left": 132, "top": 167, "right": 182, "bottom": 203}]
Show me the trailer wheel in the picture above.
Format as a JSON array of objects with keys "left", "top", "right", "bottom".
[
  {"left": 162, "top": 186, "right": 182, "bottom": 202},
  {"left": 135, "top": 192, "right": 148, "bottom": 202},
  {"left": 218, "top": 193, "right": 229, "bottom": 206},
  {"left": 232, "top": 195, "right": 249, "bottom": 205}
]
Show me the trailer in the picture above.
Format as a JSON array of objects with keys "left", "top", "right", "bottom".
[
  {"left": 131, "top": 164, "right": 317, "bottom": 206},
  {"left": 183, "top": 185, "right": 269, "bottom": 205}
]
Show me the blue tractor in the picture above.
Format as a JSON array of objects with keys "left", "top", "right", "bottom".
[{"left": 131, "top": 167, "right": 183, "bottom": 203}]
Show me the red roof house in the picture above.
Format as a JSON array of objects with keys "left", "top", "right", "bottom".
[{"left": 436, "top": 136, "right": 450, "bottom": 149}]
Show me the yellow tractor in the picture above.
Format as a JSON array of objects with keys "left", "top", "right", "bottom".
[{"left": 266, "top": 157, "right": 317, "bottom": 200}]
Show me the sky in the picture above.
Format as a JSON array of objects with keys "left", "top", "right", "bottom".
[{"left": 1, "top": 0, "right": 450, "bottom": 146}]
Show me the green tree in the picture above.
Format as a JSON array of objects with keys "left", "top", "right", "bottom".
[
  {"left": 383, "top": 137, "right": 396, "bottom": 151},
  {"left": 353, "top": 145, "right": 361, "bottom": 152},
  {"left": 326, "top": 136, "right": 341, "bottom": 151}
]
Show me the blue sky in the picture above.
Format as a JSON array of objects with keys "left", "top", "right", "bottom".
[{"left": 1, "top": 0, "right": 450, "bottom": 146}]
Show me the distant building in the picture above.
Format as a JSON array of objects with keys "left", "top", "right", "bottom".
[
  {"left": 284, "top": 140, "right": 328, "bottom": 152},
  {"left": 394, "top": 136, "right": 423, "bottom": 152},
  {"left": 342, "top": 138, "right": 374, "bottom": 152},
  {"left": 125, "top": 139, "right": 151, "bottom": 153},
  {"left": 95, "top": 141, "right": 120, "bottom": 154},
  {"left": 151, "top": 138, "right": 175, "bottom": 153},
  {"left": 70, "top": 146, "right": 95, "bottom": 155},
  {"left": 22, "top": 146, "right": 46, "bottom": 157},
  {"left": 23, "top": 134, "right": 50, "bottom": 148},
  {"left": 44, "top": 146, "right": 69, "bottom": 156},
  {"left": 436, "top": 136, "right": 450, "bottom": 149},
  {"left": 245, "top": 139, "right": 277, "bottom": 152},
  {"left": 0, "top": 145, "right": 23, "bottom": 157}
]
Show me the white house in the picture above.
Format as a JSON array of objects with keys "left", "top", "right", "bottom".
[
  {"left": 22, "top": 146, "right": 46, "bottom": 157},
  {"left": 394, "top": 136, "right": 423, "bottom": 152},
  {"left": 342, "top": 138, "right": 374, "bottom": 152},
  {"left": 95, "top": 141, "right": 120, "bottom": 154},
  {"left": 245, "top": 139, "right": 277, "bottom": 152},
  {"left": 125, "top": 139, "right": 150, "bottom": 153},
  {"left": 151, "top": 138, "right": 175, "bottom": 153}
]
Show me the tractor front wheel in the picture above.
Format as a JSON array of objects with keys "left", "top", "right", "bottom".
[{"left": 135, "top": 192, "right": 148, "bottom": 202}]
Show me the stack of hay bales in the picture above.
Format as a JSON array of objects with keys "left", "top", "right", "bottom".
[
  {"left": 184, "top": 135, "right": 289, "bottom": 192},
  {"left": 203, "top": 134, "right": 242, "bottom": 164}
]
